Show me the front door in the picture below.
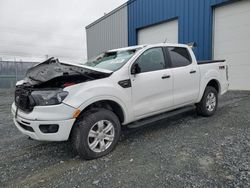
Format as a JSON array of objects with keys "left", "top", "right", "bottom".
[{"left": 130, "top": 47, "right": 174, "bottom": 118}]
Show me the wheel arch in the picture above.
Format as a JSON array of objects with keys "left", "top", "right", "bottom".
[
  {"left": 77, "top": 96, "right": 129, "bottom": 125},
  {"left": 206, "top": 79, "right": 221, "bottom": 94},
  {"left": 198, "top": 78, "right": 221, "bottom": 102}
]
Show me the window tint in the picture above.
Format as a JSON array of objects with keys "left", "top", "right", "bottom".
[
  {"left": 168, "top": 47, "right": 192, "bottom": 68},
  {"left": 135, "top": 48, "right": 165, "bottom": 73}
]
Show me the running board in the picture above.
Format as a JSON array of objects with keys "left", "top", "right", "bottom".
[{"left": 127, "top": 105, "right": 195, "bottom": 129}]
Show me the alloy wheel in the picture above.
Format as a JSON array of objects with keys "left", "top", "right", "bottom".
[{"left": 87, "top": 120, "right": 115, "bottom": 153}]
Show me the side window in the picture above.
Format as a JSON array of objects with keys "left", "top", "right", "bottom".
[
  {"left": 135, "top": 48, "right": 165, "bottom": 73},
  {"left": 168, "top": 47, "right": 192, "bottom": 68}
]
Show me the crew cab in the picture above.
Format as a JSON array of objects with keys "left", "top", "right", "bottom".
[{"left": 11, "top": 43, "right": 229, "bottom": 159}]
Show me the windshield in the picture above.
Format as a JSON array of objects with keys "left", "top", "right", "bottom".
[{"left": 83, "top": 49, "right": 138, "bottom": 71}]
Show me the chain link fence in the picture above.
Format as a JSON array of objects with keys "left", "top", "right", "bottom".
[{"left": 0, "top": 61, "right": 37, "bottom": 89}]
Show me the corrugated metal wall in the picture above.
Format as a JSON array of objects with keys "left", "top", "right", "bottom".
[
  {"left": 86, "top": 3, "right": 128, "bottom": 59},
  {"left": 128, "top": 0, "right": 231, "bottom": 60}
]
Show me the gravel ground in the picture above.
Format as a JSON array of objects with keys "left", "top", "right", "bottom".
[{"left": 0, "top": 89, "right": 249, "bottom": 188}]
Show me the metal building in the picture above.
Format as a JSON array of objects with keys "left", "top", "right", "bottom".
[
  {"left": 86, "top": 4, "right": 128, "bottom": 59},
  {"left": 86, "top": 0, "right": 250, "bottom": 90}
]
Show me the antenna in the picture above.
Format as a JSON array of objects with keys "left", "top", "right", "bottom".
[{"left": 164, "top": 37, "right": 167, "bottom": 43}]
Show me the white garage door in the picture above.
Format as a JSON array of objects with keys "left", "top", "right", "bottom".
[
  {"left": 213, "top": 1, "right": 250, "bottom": 90},
  {"left": 138, "top": 19, "right": 178, "bottom": 45}
]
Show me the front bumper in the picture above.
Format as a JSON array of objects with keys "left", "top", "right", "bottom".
[{"left": 11, "top": 103, "right": 76, "bottom": 141}]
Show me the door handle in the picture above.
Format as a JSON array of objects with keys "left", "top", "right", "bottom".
[
  {"left": 162, "top": 75, "right": 171, "bottom": 79},
  {"left": 190, "top": 70, "right": 196, "bottom": 74}
]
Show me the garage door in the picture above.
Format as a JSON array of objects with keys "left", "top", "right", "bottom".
[
  {"left": 138, "top": 19, "right": 178, "bottom": 45},
  {"left": 213, "top": 1, "right": 250, "bottom": 90}
]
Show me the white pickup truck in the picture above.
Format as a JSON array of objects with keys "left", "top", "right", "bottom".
[{"left": 12, "top": 43, "right": 229, "bottom": 159}]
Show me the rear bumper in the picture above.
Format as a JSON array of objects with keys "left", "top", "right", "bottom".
[{"left": 11, "top": 103, "right": 76, "bottom": 141}]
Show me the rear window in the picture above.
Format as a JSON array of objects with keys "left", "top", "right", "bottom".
[{"left": 168, "top": 47, "right": 192, "bottom": 68}]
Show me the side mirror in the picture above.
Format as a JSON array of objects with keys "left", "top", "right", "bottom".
[{"left": 131, "top": 64, "right": 141, "bottom": 75}]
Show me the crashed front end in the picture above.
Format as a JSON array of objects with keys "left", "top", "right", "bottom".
[{"left": 11, "top": 58, "right": 112, "bottom": 141}]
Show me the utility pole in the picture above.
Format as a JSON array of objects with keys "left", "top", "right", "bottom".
[{"left": 14, "top": 57, "right": 17, "bottom": 83}]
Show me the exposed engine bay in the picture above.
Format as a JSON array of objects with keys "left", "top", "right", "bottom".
[{"left": 15, "top": 58, "right": 112, "bottom": 112}]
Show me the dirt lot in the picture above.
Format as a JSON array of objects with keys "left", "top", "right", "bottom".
[{"left": 0, "top": 89, "right": 249, "bottom": 188}]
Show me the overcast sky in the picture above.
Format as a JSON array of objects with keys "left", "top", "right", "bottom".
[{"left": 0, "top": 0, "right": 127, "bottom": 62}]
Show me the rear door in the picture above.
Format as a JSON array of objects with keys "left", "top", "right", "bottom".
[
  {"left": 165, "top": 47, "right": 199, "bottom": 106},
  {"left": 131, "top": 47, "right": 173, "bottom": 118}
]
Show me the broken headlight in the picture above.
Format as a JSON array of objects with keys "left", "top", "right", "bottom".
[{"left": 31, "top": 90, "right": 68, "bottom": 106}]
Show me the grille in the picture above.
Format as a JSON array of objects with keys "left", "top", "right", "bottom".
[{"left": 15, "top": 87, "right": 33, "bottom": 112}]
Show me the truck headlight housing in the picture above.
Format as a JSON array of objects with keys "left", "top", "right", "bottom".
[{"left": 31, "top": 90, "right": 68, "bottom": 106}]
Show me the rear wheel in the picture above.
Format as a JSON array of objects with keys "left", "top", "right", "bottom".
[
  {"left": 196, "top": 86, "right": 218, "bottom": 117},
  {"left": 70, "top": 108, "right": 121, "bottom": 160}
]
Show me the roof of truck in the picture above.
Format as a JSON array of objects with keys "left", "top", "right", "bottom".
[
  {"left": 107, "top": 43, "right": 190, "bottom": 52},
  {"left": 108, "top": 45, "right": 146, "bottom": 52}
]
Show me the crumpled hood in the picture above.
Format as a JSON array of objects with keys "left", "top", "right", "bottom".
[{"left": 23, "top": 57, "right": 113, "bottom": 87}]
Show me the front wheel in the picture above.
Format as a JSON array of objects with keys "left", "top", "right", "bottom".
[
  {"left": 70, "top": 108, "right": 121, "bottom": 160},
  {"left": 196, "top": 86, "right": 218, "bottom": 117}
]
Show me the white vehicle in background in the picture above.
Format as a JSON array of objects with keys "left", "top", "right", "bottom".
[{"left": 12, "top": 43, "right": 229, "bottom": 159}]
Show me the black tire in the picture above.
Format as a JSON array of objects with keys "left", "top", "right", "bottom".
[
  {"left": 70, "top": 108, "right": 121, "bottom": 160},
  {"left": 196, "top": 86, "right": 218, "bottom": 117}
]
